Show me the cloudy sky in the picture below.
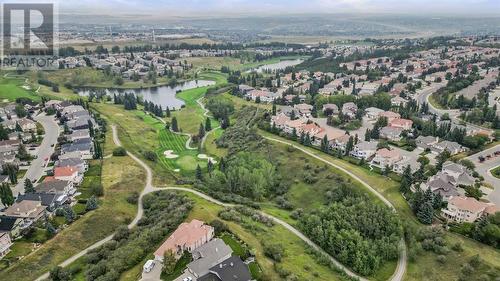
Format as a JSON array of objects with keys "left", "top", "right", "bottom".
[{"left": 51, "top": 0, "right": 500, "bottom": 16}]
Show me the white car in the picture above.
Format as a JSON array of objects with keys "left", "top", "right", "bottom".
[
  {"left": 183, "top": 277, "right": 193, "bottom": 281},
  {"left": 143, "top": 260, "right": 155, "bottom": 273}
]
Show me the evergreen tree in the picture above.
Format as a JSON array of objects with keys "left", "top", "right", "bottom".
[
  {"left": 195, "top": 164, "right": 203, "bottom": 181},
  {"left": 0, "top": 124, "right": 8, "bottom": 140},
  {"left": 345, "top": 136, "right": 354, "bottom": 156},
  {"left": 400, "top": 165, "right": 412, "bottom": 194},
  {"left": 0, "top": 183, "right": 14, "bottom": 206},
  {"left": 166, "top": 106, "right": 171, "bottom": 117},
  {"left": 205, "top": 117, "right": 212, "bottom": 132},
  {"left": 85, "top": 196, "right": 98, "bottom": 211},
  {"left": 207, "top": 160, "right": 214, "bottom": 177},
  {"left": 46, "top": 222, "right": 57, "bottom": 237},
  {"left": 171, "top": 117, "right": 179, "bottom": 132},
  {"left": 24, "top": 178, "right": 35, "bottom": 194},
  {"left": 18, "top": 144, "right": 30, "bottom": 161},
  {"left": 2, "top": 163, "right": 18, "bottom": 184},
  {"left": 272, "top": 102, "right": 276, "bottom": 116},
  {"left": 162, "top": 250, "right": 177, "bottom": 274},
  {"left": 364, "top": 129, "right": 371, "bottom": 141},
  {"left": 198, "top": 123, "right": 206, "bottom": 138},
  {"left": 219, "top": 157, "right": 226, "bottom": 173},
  {"left": 417, "top": 201, "right": 434, "bottom": 224},
  {"left": 320, "top": 135, "right": 329, "bottom": 152},
  {"left": 63, "top": 205, "right": 76, "bottom": 223}
]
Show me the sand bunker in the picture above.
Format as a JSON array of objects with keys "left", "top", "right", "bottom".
[
  {"left": 164, "top": 150, "right": 179, "bottom": 159},
  {"left": 197, "top": 154, "right": 217, "bottom": 164}
]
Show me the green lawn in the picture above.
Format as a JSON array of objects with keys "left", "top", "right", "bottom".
[
  {"left": 221, "top": 233, "right": 246, "bottom": 257},
  {"left": 257, "top": 130, "right": 500, "bottom": 281},
  {"left": 491, "top": 166, "right": 500, "bottom": 179},
  {"left": 183, "top": 192, "right": 348, "bottom": 281},
  {"left": 0, "top": 76, "right": 42, "bottom": 102},
  {"left": 1, "top": 129, "right": 145, "bottom": 281},
  {"left": 167, "top": 71, "right": 226, "bottom": 135}
]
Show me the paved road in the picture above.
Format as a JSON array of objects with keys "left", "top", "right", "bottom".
[
  {"left": 263, "top": 136, "right": 407, "bottom": 281},
  {"left": 466, "top": 144, "right": 500, "bottom": 205},
  {"left": 415, "top": 75, "right": 492, "bottom": 132},
  {"left": 13, "top": 114, "right": 59, "bottom": 197}
]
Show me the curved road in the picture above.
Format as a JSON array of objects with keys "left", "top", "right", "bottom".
[{"left": 13, "top": 113, "right": 59, "bottom": 197}]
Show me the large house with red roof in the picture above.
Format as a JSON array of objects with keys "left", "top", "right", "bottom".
[{"left": 154, "top": 219, "right": 214, "bottom": 261}]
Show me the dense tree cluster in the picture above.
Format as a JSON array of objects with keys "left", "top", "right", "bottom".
[
  {"left": 298, "top": 186, "right": 402, "bottom": 276},
  {"left": 143, "top": 101, "right": 164, "bottom": 117},
  {"left": 451, "top": 212, "right": 500, "bottom": 248},
  {"left": 113, "top": 93, "right": 138, "bottom": 110},
  {"left": 81, "top": 192, "right": 191, "bottom": 281}
]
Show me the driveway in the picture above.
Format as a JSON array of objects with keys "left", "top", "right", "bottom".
[
  {"left": 12, "top": 113, "right": 59, "bottom": 197},
  {"left": 140, "top": 260, "right": 163, "bottom": 281},
  {"left": 466, "top": 144, "right": 500, "bottom": 205}
]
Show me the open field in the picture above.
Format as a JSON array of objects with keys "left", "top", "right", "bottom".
[
  {"left": 182, "top": 192, "right": 349, "bottom": 281},
  {"left": 0, "top": 76, "right": 42, "bottom": 102},
  {"left": 65, "top": 37, "right": 217, "bottom": 52},
  {"left": 256, "top": 130, "right": 500, "bottom": 281},
  {"left": 1, "top": 129, "right": 145, "bottom": 281},
  {"left": 185, "top": 55, "right": 308, "bottom": 72},
  {"left": 167, "top": 71, "right": 226, "bottom": 135}
]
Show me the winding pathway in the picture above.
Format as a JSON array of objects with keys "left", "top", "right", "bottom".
[
  {"left": 36, "top": 125, "right": 374, "bottom": 281},
  {"left": 262, "top": 136, "right": 407, "bottom": 281}
]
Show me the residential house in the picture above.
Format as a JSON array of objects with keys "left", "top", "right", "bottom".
[
  {"left": 294, "top": 103, "right": 314, "bottom": 117},
  {"left": 371, "top": 148, "right": 402, "bottom": 169},
  {"left": 0, "top": 232, "right": 12, "bottom": 259},
  {"left": 16, "top": 118, "right": 37, "bottom": 132},
  {"left": 0, "top": 217, "right": 23, "bottom": 239},
  {"left": 431, "top": 140, "right": 466, "bottom": 155},
  {"left": 55, "top": 158, "right": 88, "bottom": 174},
  {"left": 393, "top": 157, "right": 420, "bottom": 174},
  {"left": 342, "top": 102, "right": 358, "bottom": 118},
  {"left": 322, "top": 104, "right": 339, "bottom": 115},
  {"left": 442, "top": 196, "right": 497, "bottom": 223},
  {"left": 300, "top": 122, "right": 323, "bottom": 137},
  {"left": 186, "top": 238, "right": 233, "bottom": 279},
  {"left": 61, "top": 142, "right": 93, "bottom": 159},
  {"left": 415, "top": 135, "right": 439, "bottom": 150},
  {"left": 389, "top": 118, "right": 413, "bottom": 130},
  {"left": 2, "top": 200, "right": 46, "bottom": 230},
  {"left": 423, "top": 172, "right": 460, "bottom": 200},
  {"left": 246, "top": 89, "right": 280, "bottom": 103},
  {"left": 380, "top": 126, "right": 404, "bottom": 141},
  {"left": 16, "top": 193, "right": 59, "bottom": 212},
  {"left": 238, "top": 85, "right": 254, "bottom": 95},
  {"left": 36, "top": 179, "right": 75, "bottom": 197},
  {"left": 391, "top": 96, "right": 409, "bottom": 107},
  {"left": 283, "top": 119, "right": 306, "bottom": 135},
  {"left": 332, "top": 134, "right": 350, "bottom": 152},
  {"left": 198, "top": 256, "right": 252, "bottom": 281},
  {"left": 378, "top": 111, "right": 401, "bottom": 122},
  {"left": 54, "top": 166, "right": 83, "bottom": 185},
  {"left": 68, "top": 129, "right": 90, "bottom": 142},
  {"left": 312, "top": 128, "right": 346, "bottom": 147},
  {"left": 365, "top": 107, "right": 385, "bottom": 120},
  {"left": 154, "top": 219, "right": 214, "bottom": 261},
  {"left": 442, "top": 161, "right": 475, "bottom": 186},
  {"left": 350, "top": 141, "right": 378, "bottom": 159}
]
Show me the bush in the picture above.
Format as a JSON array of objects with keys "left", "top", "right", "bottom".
[
  {"left": 112, "top": 147, "right": 127, "bottom": 156},
  {"left": 143, "top": 150, "right": 157, "bottom": 162},
  {"left": 126, "top": 192, "right": 139, "bottom": 204},
  {"left": 263, "top": 242, "right": 285, "bottom": 262},
  {"left": 89, "top": 182, "right": 104, "bottom": 197}
]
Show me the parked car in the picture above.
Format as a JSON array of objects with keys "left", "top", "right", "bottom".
[{"left": 143, "top": 260, "right": 155, "bottom": 273}]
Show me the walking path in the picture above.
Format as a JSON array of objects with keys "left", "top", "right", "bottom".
[
  {"left": 36, "top": 125, "right": 374, "bottom": 281},
  {"left": 262, "top": 136, "right": 407, "bottom": 281}
]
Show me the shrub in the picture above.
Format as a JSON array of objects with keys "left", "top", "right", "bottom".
[
  {"left": 89, "top": 182, "right": 104, "bottom": 197},
  {"left": 126, "top": 192, "right": 139, "bottom": 204},
  {"left": 263, "top": 242, "right": 285, "bottom": 262},
  {"left": 143, "top": 150, "right": 157, "bottom": 162},
  {"left": 112, "top": 147, "right": 127, "bottom": 156}
]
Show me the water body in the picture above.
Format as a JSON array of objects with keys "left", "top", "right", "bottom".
[
  {"left": 77, "top": 80, "right": 215, "bottom": 110},
  {"left": 248, "top": 59, "right": 304, "bottom": 73}
]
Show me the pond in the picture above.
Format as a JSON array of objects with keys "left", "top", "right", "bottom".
[
  {"left": 77, "top": 80, "right": 215, "bottom": 110},
  {"left": 248, "top": 59, "right": 304, "bottom": 73}
]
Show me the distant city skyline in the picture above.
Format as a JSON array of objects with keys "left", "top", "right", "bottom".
[{"left": 53, "top": 0, "right": 500, "bottom": 17}]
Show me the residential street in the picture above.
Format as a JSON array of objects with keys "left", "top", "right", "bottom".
[
  {"left": 12, "top": 114, "right": 59, "bottom": 197},
  {"left": 466, "top": 144, "right": 500, "bottom": 205}
]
